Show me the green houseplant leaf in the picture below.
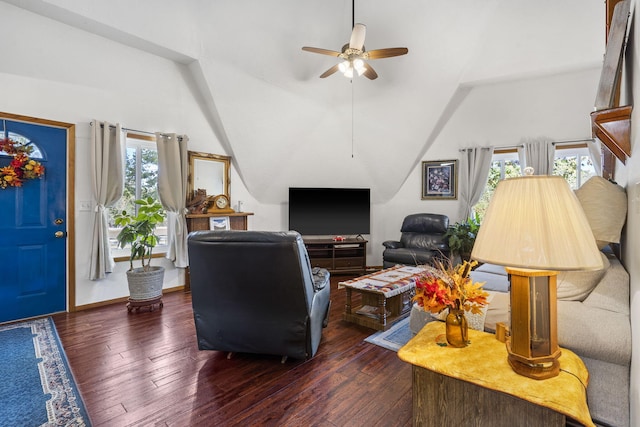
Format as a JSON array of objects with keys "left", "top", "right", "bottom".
[
  {"left": 115, "top": 196, "right": 166, "bottom": 271},
  {"left": 444, "top": 217, "right": 480, "bottom": 260}
]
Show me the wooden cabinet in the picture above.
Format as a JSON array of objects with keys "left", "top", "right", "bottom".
[
  {"left": 184, "top": 212, "right": 253, "bottom": 292},
  {"left": 304, "top": 239, "right": 367, "bottom": 275},
  {"left": 186, "top": 212, "right": 253, "bottom": 232}
]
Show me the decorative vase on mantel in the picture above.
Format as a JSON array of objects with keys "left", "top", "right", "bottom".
[{"left": 445, "top": 303, "right": 469, "bottom": 347}]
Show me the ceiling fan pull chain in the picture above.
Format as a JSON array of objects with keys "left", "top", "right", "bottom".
[{"left": 352, "top": 0, "right": 355, "bottom": 29}]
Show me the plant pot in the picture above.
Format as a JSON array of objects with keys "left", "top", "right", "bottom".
[{"left": 126, "top": 266, "right": 165, "bottom": 301}]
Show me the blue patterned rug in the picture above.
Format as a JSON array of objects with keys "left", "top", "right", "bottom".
[
  {"left": 364, "top": 317, "right": 413, "bottom": 352},
  {"left": 0, "top": 317, "right": 91, "bottom": 426}
]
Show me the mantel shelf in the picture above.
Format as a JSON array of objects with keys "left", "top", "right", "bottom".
[
  {"left": 186, "top": 212, "right": 254, "bottom": 219},
  {"left": 591, "top": 105, "right": 632, "bottom": 164}
]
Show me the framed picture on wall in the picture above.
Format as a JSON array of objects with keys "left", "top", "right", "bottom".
[{"left": 421, "top": 160, "right": 458, "bottom": 200}]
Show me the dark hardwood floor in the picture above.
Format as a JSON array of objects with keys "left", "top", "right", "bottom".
[{"left": 52, "top": 277, "right": 412, "bottom": 427}]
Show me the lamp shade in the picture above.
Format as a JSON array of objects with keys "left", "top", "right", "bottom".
[{"left": 471, "top": 175, "right": 603, "bottom": 271}]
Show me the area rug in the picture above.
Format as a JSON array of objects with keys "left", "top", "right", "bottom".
[
  {"left": 0, "top": 317, "right": 91, "bottom": 426},
  {"left": 364, "top": 317, "right": 412, "bottom": 352}
]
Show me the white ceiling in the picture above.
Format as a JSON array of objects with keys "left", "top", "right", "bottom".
[{"left": 4, "top": 0, "right": 605, "bottom": 203}]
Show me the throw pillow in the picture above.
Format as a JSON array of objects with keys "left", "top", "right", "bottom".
[
  {"left": 575, "top": 176, "right": 627, "bottom": 249},
  {"left": 557, "top": 252, "right": 609, "bottom": 301}
]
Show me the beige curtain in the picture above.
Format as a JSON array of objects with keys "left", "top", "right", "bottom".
[
  {"left": 89, "top": 120, "right": 125, "bottom": 280},
  {"left": 156, "top": 133, "right": 189, "bottom": 268},
  {"left": 517, "top": 137, "right": 555, "bottom": 175},
  {"left": 459, "top": 146, "right": 494, "bottom": 219},
  {"left": 587, "top": 138, "right": 603, "bottom": 176}
]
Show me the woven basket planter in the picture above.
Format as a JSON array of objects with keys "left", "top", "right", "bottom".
[{"left": 126, "top": 266, "right": 165, "bottom": 301}]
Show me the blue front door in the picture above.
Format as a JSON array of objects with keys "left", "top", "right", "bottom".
[{"left": 0, "top": 119, "right": 67, "bottom": 322}]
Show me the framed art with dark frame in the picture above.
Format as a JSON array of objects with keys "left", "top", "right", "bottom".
[{"left": 421, "top": 160, "right": 458, "bottom": 200}]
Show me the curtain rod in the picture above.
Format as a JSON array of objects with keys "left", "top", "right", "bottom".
[
  {"left": 459, "top": 137, "right": 594, "bottom": 152},
  {"left": 91, "top": 121, "right": 183, "bottom": 140},
  {"left": 552, "top": 138, "right": 594, "bottom": 145}
]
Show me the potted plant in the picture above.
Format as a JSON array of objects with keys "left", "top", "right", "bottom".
[
  {"left": 444, "top": 217, "right": 480, "bottom": 263},
  {"left": 115, "top": 196, "right": 166, "bottom": 310}
]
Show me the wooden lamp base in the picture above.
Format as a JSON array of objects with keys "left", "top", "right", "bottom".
[
  {"left": 506, "top": 339, "right": 561, "bottom": 380},
  {"left": 507, "top": 355, "right": 560, "bottom": 380}
]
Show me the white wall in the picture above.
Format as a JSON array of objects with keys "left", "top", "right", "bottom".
[
  {"left": 624, "top": 2, "right": 640, "bottom": 425},
  {"left": 368, "top": 67, "right": 601, "bottom": 266},
  {"left": 0, "top": 2, "right": 260, "bottom": 306},
  {"left": 0, "top": 1, "right": 608, "bottom": 309}
]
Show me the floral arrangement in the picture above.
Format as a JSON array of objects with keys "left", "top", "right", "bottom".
[
  {"left": 413, "top": 260, "right": 489, "bottom": 314},
  {"left": 0, "top": 138, "right": 45, "bottom": 189}
]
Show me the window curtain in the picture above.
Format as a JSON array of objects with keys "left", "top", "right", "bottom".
[
  {"left": 459, "top": 146, "right": 494, "bottom": 219},
  {"left": 587, "top": 138, "right": 603, "bottom": 176},
  {"left": 156, "top": 133, "right": 189, "bottom": 268},
  {"left": 517, "top": 137, "right": 555, "bottom": 175},
  {"left": 89, "top": 120, "right": 125, "bottom": 280}
]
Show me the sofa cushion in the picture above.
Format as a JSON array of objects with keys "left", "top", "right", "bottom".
[
  {"left": 470, "top": 263, "right": 510, "bottom": 293},
  {"left": 382, "top": 247, "right": 441, "bottom": 266},
  {"left": 556, "top": 252, "right": 609, "bottom": 301},
  {"left": 400, "top": 233, "right": 448, "bottom": 251},
  {"left": 483, "top": 290, "right": 509, "bottom": 332},
  {"left": 584, "top": 256, "right": 630, "bottom": 315},
  {"left": 557, "top": 300, "right": 630, "bottom": 366}
]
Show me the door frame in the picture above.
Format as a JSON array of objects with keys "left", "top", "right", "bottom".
[{"left": 0, "top": 111, "right": 76, "bottom": 312}]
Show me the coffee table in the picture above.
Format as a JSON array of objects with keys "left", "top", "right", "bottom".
[{"left": 338, "top": 265, "right": 430, "bottom": 331}]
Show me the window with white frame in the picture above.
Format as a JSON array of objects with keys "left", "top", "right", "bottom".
[
  {"left": 473, "top": 144, "right": 596, "bottom": 222},
  {"left": 109, "top": 134, "right": 167, "bottom": 256}
]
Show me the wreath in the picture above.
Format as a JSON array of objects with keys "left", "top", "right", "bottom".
[{"left": 0, "top": 138, "right": 45, "bottom": 189}]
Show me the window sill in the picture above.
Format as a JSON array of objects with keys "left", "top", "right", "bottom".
[{"left": 113, "top": 252, "right": 167, "bottom": 263}]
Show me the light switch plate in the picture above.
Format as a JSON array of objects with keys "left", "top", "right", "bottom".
[{"left": 79, "top": 200, "right": 92, "bottom": 212}]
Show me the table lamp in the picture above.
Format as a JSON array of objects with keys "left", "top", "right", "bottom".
[{"left": 471, "top": 168, "right": 603, "bottom": 379}]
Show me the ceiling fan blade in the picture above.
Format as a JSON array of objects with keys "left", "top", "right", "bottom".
[
  {"left": 349, "top": 23, "right": 366, "bottom": 50},
  {"left": 319, "top": 64, "right": 341, "bottom": 78},
  {"left": 365, "top": 47, "right": 409, "bottom": 60},
  {"left": 302, "top": 47, "right": 342, "bottom": 57},
  {"left": 362, "top": 62, "right": 378, "bottom": 80}
]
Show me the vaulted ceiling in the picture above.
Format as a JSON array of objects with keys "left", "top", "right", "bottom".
[{"left": 4, "top": 0, "right": 604, "bottom": 203}]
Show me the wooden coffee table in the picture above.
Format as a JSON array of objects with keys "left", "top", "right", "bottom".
[{"left": 338, "top": 265, "right": 431, "bottom": 331}]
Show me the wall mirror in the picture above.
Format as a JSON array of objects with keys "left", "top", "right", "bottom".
[{"left": 187, "top": 151, "right": 231, "bottom": 201}]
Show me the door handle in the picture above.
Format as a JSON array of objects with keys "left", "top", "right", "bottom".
[{"left": 54, "top": 231, "right": 67, "bottom": 238}]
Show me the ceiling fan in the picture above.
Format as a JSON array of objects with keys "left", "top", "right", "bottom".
[{"left": 302, "top": 2, "right": 408, "bottom": 80}]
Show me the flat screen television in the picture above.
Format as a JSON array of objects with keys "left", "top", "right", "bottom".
[{"left": 288, "top": 187, "right": 370, "bottom": 237}]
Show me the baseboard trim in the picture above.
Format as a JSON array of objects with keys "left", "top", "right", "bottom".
[{"left": 74, "top": 285, "right": 184, "bottom": 311}]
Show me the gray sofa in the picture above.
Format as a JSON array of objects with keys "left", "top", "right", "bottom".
[{"left": 471, "top": 252, "right": 630, "bottom": 427}]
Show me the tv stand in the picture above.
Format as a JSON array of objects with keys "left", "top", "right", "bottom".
[{"left": 304, "top": 238, "right": 367, "bottom": 275}]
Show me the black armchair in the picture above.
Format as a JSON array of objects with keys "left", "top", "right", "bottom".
[
  {"left": 187, "top": 230, "right": 331, "bottom": 361},
  {"left": 382, "top": 213, "right": 450, "bottom": 268}
]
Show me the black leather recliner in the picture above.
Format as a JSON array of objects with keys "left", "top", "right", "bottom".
[
  {"left": 187, "top": 230, "right": 331, "bottom": 361},
  {"left": 382, "top": 213, "right": 450, "bottom": 269}
]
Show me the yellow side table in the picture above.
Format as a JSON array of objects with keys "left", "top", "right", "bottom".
[{"left": 398, "top": 321, "right": 594, "bottom": 427}]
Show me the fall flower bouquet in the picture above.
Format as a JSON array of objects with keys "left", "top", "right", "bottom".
[
  {"left": 0, "top": 138, "right": 45, "bottom": 189},
  {"left": 413, "top": 260, "right": 489, "bottom": 347},
  {"left": 413, "top": 260, "right": 489, "bottom": 315}
]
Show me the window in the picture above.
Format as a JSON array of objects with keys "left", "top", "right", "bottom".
[
  {"left": 0, "top": 132, "right": 44, "bottom": 159},
  {"left": 473, "top": 144, "right": 596, "bottom": 222},
  {"left": 109, "top": 134, "right": 167, "bottom": 256},
  {"left": 473, "top": 151, "right": 520, "bottom": 221},
  {"left": 552, "top": 145, "right": 596, "bottom": 190}
]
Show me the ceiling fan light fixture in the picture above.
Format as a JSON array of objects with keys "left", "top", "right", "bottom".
[
  {"left": 338, "top": 60, "right": 355, "bottom": 78},
  {"left": 301, "top": 0, "right": 407, "bottom": 80},
  {"left": 343, "top": 66, "right": 354, "bottom": 79},
  {"left": 353, "top": 58, "right": 365, "bottom": 76}
]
